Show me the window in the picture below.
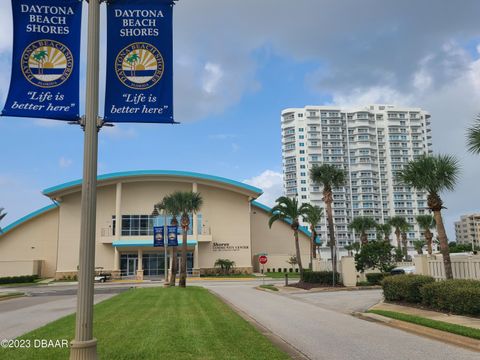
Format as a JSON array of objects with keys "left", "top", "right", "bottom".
[{"left": 115, "top": 214, "right": 196, "bottom": 236}]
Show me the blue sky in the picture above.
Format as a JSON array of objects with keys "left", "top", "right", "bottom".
[{"left": 1, "top": 0, "right": 480, "bottom": 240}]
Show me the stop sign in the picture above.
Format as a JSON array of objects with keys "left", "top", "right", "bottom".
[{"left": 259, "top": 255, "right": 268, "bottom": 265}]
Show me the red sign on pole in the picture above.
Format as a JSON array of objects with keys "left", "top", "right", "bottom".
[{"left": 259, "top": 255, "right": 268, "bottom": 265}]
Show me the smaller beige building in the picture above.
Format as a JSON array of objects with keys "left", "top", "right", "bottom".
[
  {"left": 455, "top": 213, "right": 480, "bottom": 247},
  {"left": 0, "top": 170, "right": 312, "bottom": 279}
]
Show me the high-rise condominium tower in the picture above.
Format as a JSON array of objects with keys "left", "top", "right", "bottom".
[{"left": 281, "top": 104, "right": 433, "bottom": 250}]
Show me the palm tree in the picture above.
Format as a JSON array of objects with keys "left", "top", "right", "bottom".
[
  {"left": 126, "top": 53, "right": 140, "bottom": 77},
  {"left": 388, "top": 216, "right": 409, "bottom": 255},
  {"left": 0, "top": 208, "right": 6, "bottom": 234},
  {"left": 33, "top": 50, "right": 48, "bottom": 75},
  {"left": 302, "top": 204, "right": 323, "bottom": 269},
  {"left": 166, "top": 191, "right": 203, "bottom": 288},
  {"left": 348, "top": 217, "right": 378, "bottom": 245},
  {"left": 398, "top": 154, "right": 460, "bottom": 279},
  {"left": 416, "top": 214, "right": 435, "bottom": 255},
  {"left": 467, "top": 115, "right": 480, "bottom": 154},
  {"left": 269, "top": 196, "right": 309, "bottom": 279},
  {"left": 310, "top": 164, "right": 346, "bottom": 278},
  {"left": 413, "top": 240, "right": 426, "bottom": 255},
  {"left": 376, "top": 223, "right": 392, "bottom": 243},
  {"left": 161, "top": 195, "right": 181, "bottom": 286}
]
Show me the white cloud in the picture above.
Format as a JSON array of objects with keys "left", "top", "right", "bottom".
[
  {"left": 202, "top": 62, "right": 224, "bottom": 94},
  {"left": 59, "top": 157, "right": 73, "bottom": 168},
  {"left": 0, "top": 3, "right": 12, "bottom": 52},
  {"left": 102, "top": 125, "right": 137, "bottom": 140},
  {"left": 244, "top": 170, "right": 283, "bottom": 206}
]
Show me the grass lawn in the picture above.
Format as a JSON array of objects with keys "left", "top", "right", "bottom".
[
  {"left": 0, "top": 287, "right": 289, "bottom": 360},
  {"left": 266, "top": 272, "right": 300, "bottom": 279},
  {"left": 368, "top": 309, "right": 480, "bottom": 340}
]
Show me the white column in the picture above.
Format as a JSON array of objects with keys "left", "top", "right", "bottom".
[
  {"left": 113, "top": 182, "right": 122, "bottom": 270},
  {"left": 192, "top": 182, "right": 199, "bottom": 274},
  {"left": 137, "top": 249, "right": 143, "bottom": 271}
]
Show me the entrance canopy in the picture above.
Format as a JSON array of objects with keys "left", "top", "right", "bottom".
[{"left": 112, "top": 239, "right": 198, "bottom": 247}]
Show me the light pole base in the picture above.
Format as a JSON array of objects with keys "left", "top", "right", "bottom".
[{"left": 70, "top": 338, "right": 98, "bottom": 360}]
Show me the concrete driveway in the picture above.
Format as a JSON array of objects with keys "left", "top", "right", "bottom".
[
  {"left": 207, "top": 284, "right": 479, "bottom": 360},
  {"left": 287, "top": 289, "right": 383, "bottom": 314}
]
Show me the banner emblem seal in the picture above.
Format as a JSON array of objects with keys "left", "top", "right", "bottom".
[
  {"left": 115, "top": 42, "right": 164, "bottom": 90},
  {"left": 21, "top": 39, "right": 74, "bottom": 88}
]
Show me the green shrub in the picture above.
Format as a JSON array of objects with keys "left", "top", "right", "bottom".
[
  {"left": 366, "top": 273, "right": 386, "bottom": 285},
  {"left": 421, "top": 279, "right": 480, "bottom": 316},
  {"left": 302, "top": 270, "right": 341, "bottom": 285},
  {"left": 382, "top": 274, "right": 434, "bottom": 303},
  {"left": 0, "top": 275, "right": 39, "bottom": 284}
]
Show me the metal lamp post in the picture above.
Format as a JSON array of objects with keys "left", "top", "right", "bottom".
[{"left": 70, "top": 0, "right": 100, "bottom": 358}]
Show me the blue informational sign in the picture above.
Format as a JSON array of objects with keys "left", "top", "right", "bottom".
[
  {"left": 153, "top": 226, "right": 165, "bottom": 247},
  {"left": 104, "top": 0, "right": 174, "bottom": 123},
  {"left": 2, "top": 0, "right": 82, "bottom": 121},
  {"left": 167, "top": 225, "right": 178, "bottom": 247}
]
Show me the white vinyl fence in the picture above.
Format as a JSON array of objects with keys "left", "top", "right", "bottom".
[{"left": 415, "top": 254, "right": 480, "bottom": 280}]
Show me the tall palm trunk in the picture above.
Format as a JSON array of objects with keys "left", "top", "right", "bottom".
[
  {"left": 395, "top": 229, "right": 402, "bottom": 253},
  {"left": 179, "top": 225, "right": 188, "bottom": 287},
  {"left": 433, "top": 210, "right": 453, "bottom": 279},
  {"left": 325, "top": 197, "right": 336, "bottom": 284},
  {"left": 294, "top": 229, "right": 304, "bottom": 279},
  {"left": 425, "top": 229, "right": 433, "bottom": 255},
  {"left": 169, "top": 248, "right": 177, "bottom": 286},
  {"left": 361, "top": 231, "right": 368, "bottom": 245},
  {"left": 401, "top": 232, "right": 408, "bottom": 260}
]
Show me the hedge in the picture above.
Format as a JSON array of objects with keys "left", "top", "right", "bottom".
[
  {"left": 366, "top": 273, "right": 386, "bottom": 285},
  {"left": 420, "top": 279, "right": 480, "bottom": 316},
  {"left": 302, "top": 270, "right": 341, "bottom": 285},
  {"left": 0, "top": 275, "right": 39, "bottom": 284},
  {"left": 382, "top": 274, "right": 434, "bottom": 303}
]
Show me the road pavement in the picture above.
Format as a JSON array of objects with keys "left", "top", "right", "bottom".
[{"left": 207, "top": 284, "right": 479, "bottom": 360}]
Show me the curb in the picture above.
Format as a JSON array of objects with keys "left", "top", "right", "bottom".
[
  {"left": 353, "top": 312, "right": 480, "bottom": 352},
  {"left": 209, "top": 290, "right": 310, "bottom": 360}
]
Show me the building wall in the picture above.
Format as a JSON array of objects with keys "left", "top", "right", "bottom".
[
  {"left": 196, "top": 184, "right": 252, "bottom": 272},
  {"left": 0, "top": 208, "right": 59, "bottom": 277},
  {"left": 281, "top": 104, "right": 432, "bottom": 252},
  {"left": 250, "top": 206, "right": 310, "bottom": 272},
  {"left": 455, "top": 214, "right": 480, "bottom": 246}
]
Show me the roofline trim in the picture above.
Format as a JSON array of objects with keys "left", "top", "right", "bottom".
[
  {"left": 0, "top": 204, "right": 58, "bottom": 236},
  {"left": 42, "top": 170, "right": 263, "bottom": 197}
]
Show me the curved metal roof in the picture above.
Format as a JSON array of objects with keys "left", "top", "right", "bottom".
[{"left": 42, "top": 170, "right": 263, "bottom": 197}]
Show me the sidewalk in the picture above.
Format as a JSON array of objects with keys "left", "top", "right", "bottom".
[{"left": 370, "top": 302, "right": 480, "bottom": 330}]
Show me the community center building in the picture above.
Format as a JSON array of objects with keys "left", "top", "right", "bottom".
[{"left": 0, "top": 170, "right": 312, "bottom": 279}]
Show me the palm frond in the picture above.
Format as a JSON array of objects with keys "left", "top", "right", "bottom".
[{"left": 467, "top": 115, "right": 480, "bottom": 154}]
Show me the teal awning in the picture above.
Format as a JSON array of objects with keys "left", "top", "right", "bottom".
[{"left": 112, "top": 239, "right": 198, "bottom": 247}]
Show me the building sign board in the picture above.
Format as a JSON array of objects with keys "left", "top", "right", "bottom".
[
  {"left": 104, "top": 0, "right": 174, "bottom": 123},
  {"left": 2, "top": 0, "right": 82, "bottom": 121}
]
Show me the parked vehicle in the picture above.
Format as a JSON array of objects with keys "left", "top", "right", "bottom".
[
  {"left": 94, "top": 267, "right": 111, "bottom": 283},
  {"left": 390, "top": 266, "right": 415, "bottom": 275}
]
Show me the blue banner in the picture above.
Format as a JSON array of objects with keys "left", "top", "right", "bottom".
[
  {"left": 167, "top": 225, "right": 178, "bottom": 247},
  {"left": 2, "top": 0, "right": 82, "bottom": 121},
  {"left": 153, "top": 226, "right": 164, "bottom": 247},
  {"left": 104, "top": 0, "right": 174, "bottom": 123}
]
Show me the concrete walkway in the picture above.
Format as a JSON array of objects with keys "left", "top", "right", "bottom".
[
  {"left": 0, "top": 293, "right": 114, "bottom": 340},
  {"left": 371, "top": 302, "right": 480, "bottom": 330},
  {"left": 207, "top": 285, "right": 479, "bottom": 360}
]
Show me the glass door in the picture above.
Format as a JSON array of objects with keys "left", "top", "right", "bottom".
[{"left": 127, "top": 258, "right": 137, "bottom": 276}]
